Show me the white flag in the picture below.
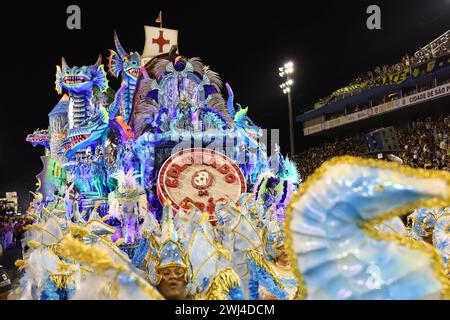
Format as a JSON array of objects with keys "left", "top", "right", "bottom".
[{"left": 142, "top": 26, "right": 178, "bottom": 60}]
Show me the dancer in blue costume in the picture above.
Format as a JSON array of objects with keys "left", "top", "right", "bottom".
[{"left": 246, "top": 214, "right": 298, "bottom": 300}]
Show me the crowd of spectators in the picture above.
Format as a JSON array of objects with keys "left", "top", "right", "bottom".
[
  {"left": 294, "top": 135, "right": 368, "bottom": 178},
  {"left": 349, "top": 54, "right": 411, "bottom": 86},
  {"left": 397, "top": 115, "right": 450, "bottom": 171},
  {"left": 0, "top": 216, "right": 30, "bottom": 250},
  {"left": 350, "top": 39, "right": 450, "bottom": 89},
  {"left": 294, "top": 114, "right": 450, "bottom": 179},
  {"left": 0, "top": 216, "right": 29, "bottom": 300},
  {"left": 314, "top": 32, "right": 450, "bottom": 109},
  {"left": 412, "top": 32, "right": 450, "bottom": 65}
]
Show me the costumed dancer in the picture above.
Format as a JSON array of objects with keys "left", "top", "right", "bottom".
[
  {"left": 246, "top": 214, "right": 298, "bottom": 300},
  {"left": 12, "top": 216, "right": 79, "bottom": 300},
  {"left": 407, "top": 207, "right": 450, "bottom": 274},
  {"left": 13, "top": 206, "right": 158, "bottom": 300},
  {"left": 108, "top": 169, "right": 148, "bottom": 246},
  {"left": 144, "top": 201, "right": 244, "bottom": 300},
  {"left": 255, "top": 147, "right": 300, "bottom": 222}
]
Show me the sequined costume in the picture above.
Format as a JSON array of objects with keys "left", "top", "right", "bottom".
[
  {"left": 246, "top": 216, "right": 298, "bottom": 300},
  {"left": 407, "top": 207, "right": 450, "bottom": 275},
  {"left": 285, "top": 156, "right": 450, "bottom": 300},
  {"left": 141, "top": 201, "right": 244, "bottom": 300}
]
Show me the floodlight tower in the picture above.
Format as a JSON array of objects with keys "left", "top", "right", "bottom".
[{"left": 279, "top": 61, "right": 295, "bottom": 156}]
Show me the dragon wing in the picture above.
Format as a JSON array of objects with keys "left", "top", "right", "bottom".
[
  {"left": 107, "top": 49, "right": 123, "bottom": 78},
  {"left": 285, "top": 156, "right": 450, "bottom": 300}
]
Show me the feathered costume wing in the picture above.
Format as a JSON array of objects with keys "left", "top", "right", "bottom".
[
  {"left": 285, "top": 156, "right": 450, "bottom": 300},
  {"left": 58, "top": 234, "right": 163, "bottom": 300},
  {"left": 129, "top": 76, "right": 159, "bottom": 136}
]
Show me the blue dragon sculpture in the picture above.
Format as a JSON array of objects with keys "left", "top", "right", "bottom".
[
  {"left": 225, "top": 83, "right": 263, "bottom": 149},
  {"left": 26, "top": 129, "right": 50, "bottom": 148},
  {"left": 225, "top": 83, "right": 266, "bottom": 184},
  {"left": 108, "top": 30, "right": 142, "bottom": 124},
  {"left": 55, "top": 55, "right": 108, "bottom": 128},
  {"left": 55, "top": 55, "right": 125, "bottom": 158}
]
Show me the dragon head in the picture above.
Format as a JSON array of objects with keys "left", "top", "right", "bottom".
[
  {"left": 108, "top": 31, "right": 142, "bottom": 81},
  {"left": 225, "top": 83, "right": 263, "bottom": 147},
  {"left": 26, "top": 129, "right": 50, "bottom": 148},
  {"left": 55, "top": 55, "right": 108, "bottom": 94},
  {"left": 234, "top": 106, "right": 263, "bottom": 147}
]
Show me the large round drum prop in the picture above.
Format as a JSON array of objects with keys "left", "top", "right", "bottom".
[{"left": 157, "top": 148, "right": 246, "bottom": 214}]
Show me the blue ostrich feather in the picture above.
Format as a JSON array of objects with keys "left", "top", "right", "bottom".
[
  {"left": 247, "top": 260, "right": 287, "bottom": 300},
  {"left": 40, "top": 278, "right": 65, "bottom": 300}
]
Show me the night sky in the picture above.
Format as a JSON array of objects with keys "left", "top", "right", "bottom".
[{"left": 0, "top": 0, "right": 449, "bottom": 210}]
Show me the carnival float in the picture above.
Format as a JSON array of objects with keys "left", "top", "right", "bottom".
[{"left": 13, "top": 24, "right": 450, "bottom": 300}]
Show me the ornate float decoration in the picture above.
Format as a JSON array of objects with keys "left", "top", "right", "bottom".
[
  {"left": 26, "top": 129, "right": 50, "bottom": 148},
  {"left": 18, "top": 20, "right": 450, "bottom": 301},
  {"left": 157, "top": 148, "right": 246, "bottom": 222}
]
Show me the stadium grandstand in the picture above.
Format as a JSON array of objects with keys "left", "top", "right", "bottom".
[{"left": 295, "top": 30, "right": 450, "bottom": 179}]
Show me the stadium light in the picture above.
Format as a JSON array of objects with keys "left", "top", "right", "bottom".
[{"left": 278, "top": 61, "right": 296, "bottom": 156}]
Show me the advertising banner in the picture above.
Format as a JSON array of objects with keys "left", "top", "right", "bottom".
[
  {"left": 329, "top": 70, "right": 410, "bottom": 99},
  {"left": 304, "top": 83, "right": 450, "bottom": 136},
  {"left": 404, "top": 83, "right": 450, "bottom": 106}
]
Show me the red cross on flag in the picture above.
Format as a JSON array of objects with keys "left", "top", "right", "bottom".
[{"left": 142, "top": 26, "right": 178, "bottom": 61}]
